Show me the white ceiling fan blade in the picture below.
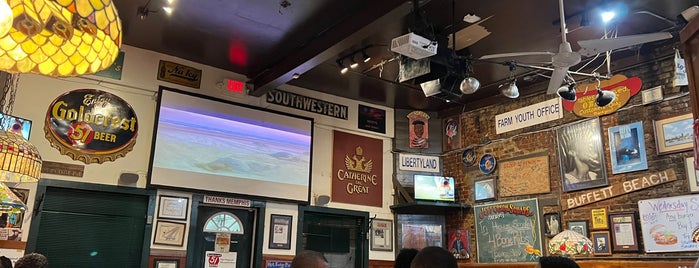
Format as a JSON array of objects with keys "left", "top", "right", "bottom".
[
  {"left": 479, "top": 52, "right": 554, "bottom": 60},
  {"left": 577, "top": 32, "right": 673, "bottom": 57},
  {"left": 547, "top": 66, "right": 568, "bottom": 94}
]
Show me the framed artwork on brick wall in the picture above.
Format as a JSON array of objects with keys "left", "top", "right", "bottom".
[
  {"left": 653, "top": 113, "right": 693, "bottom": 155},
  {"left": 557, "top": 118, "right": 608, "bottom": 192}
]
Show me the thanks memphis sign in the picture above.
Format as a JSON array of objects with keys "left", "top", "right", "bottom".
[
  {"left": 562, "top": 75, "right": 642, "bottom": 117},
  {"left": 495, "top": 98, "right": 562, "bottom": 134},
  {"left": 398, "top": 153, "right": 440, "bottom": 173},
  {"left": 562, "top": 169, "right": 677, "bottom": 210}
]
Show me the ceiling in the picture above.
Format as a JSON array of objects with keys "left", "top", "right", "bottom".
[{"left": 114, "top": 0, "right": 696, "bottom": 111}]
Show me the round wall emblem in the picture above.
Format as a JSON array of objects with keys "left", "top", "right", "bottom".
[
  {"left": 462, "top": 148, "right": 476, "bottom": 166},
  {"left": 479, "top": 153, "right": 496, "bottom": 174}
]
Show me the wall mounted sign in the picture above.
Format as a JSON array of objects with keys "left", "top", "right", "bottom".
[
  {"left": 203, "top": 196, "right": 251, "bottom": 207},
  {"left": 44, "top": 89, "right": 138, "bottom": 164},
  {"left": 266, "top": 89, "right": 348, "bottom": 120},
  {"left": 407, "top": 111, "right": 430, "bottom": 149},
  {"left": 358, "top": 104, "right": 386, "bottom": 134},
  {"left": 495, "top": 98, "right": 562, "bottom": 134},
  {"left": 157, "top": 60, "right": 202, "bottom": 89},
  {"left": 498, "top": 152, "right": 550, "bottom": 197},
  {"left": 479, "top": 153, "right": 496, "bottom": 174},
  {"left": 638, "top": 194, "right": 699, "bottom": 253},
  {"left": 95, "top": 51, "right": 125, "bottom": 80},
  {"left": 562, "top": 169, "right": 677, "bottom": 210},
  {"left": 398, "top": 153, "right": 440, "bottom": 173},
  {"left": 331, "top": 131, "right": 383, "bottom": 207},
  {"left": 462, "top": 148, "right": 476, "bottom": 166},
  {"left": 474, "top": 198, "right": 542, "bottom": 263},
  {"left": 40, "top": 160, "right": 84, "bottom": 177},
  {"left": 443, "top": 116, "right": 460, "bottom": 151},
  {"left": 561, "top": 75, "right": 642, "bottom": 117}
]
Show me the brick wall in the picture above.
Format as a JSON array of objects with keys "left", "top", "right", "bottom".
[{"left": 441, "top": 45, "right": 697, "bottom": 262}]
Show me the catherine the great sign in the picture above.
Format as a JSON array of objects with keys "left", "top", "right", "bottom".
[
  {"left": 44, "top": 89, "right": 138, "bottom": 164},
  {"left": 332, "top": 130, "right": 383, "bottom": 207}
]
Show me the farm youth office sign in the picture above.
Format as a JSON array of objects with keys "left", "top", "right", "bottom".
[
  {"left": 332, "top": 130, "right": 383, "bottom": 207},
  {"left": 45, "top": 89, "right": 138, "bottom": 164},
  {"left": 495, "top": 98, "right": 562, "bottom": 134}
]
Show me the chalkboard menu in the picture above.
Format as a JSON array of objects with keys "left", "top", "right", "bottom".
[
  {"left": 474, "top": 198, "right": 542, "bottom": 263},
  {"left": 638, "top": 194, "right": 699, "bottom": 253}
]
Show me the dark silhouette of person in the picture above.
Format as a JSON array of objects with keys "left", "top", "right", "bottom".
[
  {"left": 0, "top": 256, "right": 12, "bottom": 268},
  {"left": 410, "top": 246, "right": 457, "bottom": 268},
  {"left": 14, "top": 253, "right": 47, "bottom": 268},
  {"left": 290, "top": 250, "right": 328, "bottom": 268},
  {"left": 394, "top": 248, "right": 418, "bottom": 268},
  {"left": 535, "top": 256, "right": 579, "bottom": 268}
]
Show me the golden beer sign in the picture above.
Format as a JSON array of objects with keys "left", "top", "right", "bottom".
[
  {"left": 561, "top": 75, "right": 642, "bottom": 117},
  {"left": 44, "top": 89, "right": 138, "bottom": 164},
  {"left": 157, "top": 60, "right": 202, "bottom": 89}
]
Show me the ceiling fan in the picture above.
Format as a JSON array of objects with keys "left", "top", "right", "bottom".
[{"left": 480, "top": 0, "right": 673, "bottom": 94}]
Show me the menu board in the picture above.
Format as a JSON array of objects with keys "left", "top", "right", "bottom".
[
  {"left": 638, "top": 194, "right": 699, "bottom": 252},
  {"left": 474, "top": 198, "right": 542, "bottom": 263}
]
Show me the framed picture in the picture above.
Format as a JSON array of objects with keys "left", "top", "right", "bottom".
[
  {"left": 153, "top": 221, "right": 186, "bottom": 246},
  {"left": 371, "top": 219, "right": 393, "bottom": 251},
  {"left": 447, "top": 229, "right": 470, "bottom": 259},
  {"left": 8, "top": 187, "right": 29, "bottom": 228},
  {"left": 158, "top": 195, "right": 189, "bottom": 220},
  {"left": 474, "top": 177, "right": 496, "bottom": 202},
  {"left": 543, "top": 213, "right": 562, "bottom": 238},
  {"left": 269, "top": 214, "right": 293, "bottom": 249},
  {"left": 591, "top": 208, "right": 608, "bottom": 229},
  {"left": 557, "top": 118, "right": 608, "bottom": 192},
  {"left": 684, "top": 157, "right": 699, "bottom": 192},
  {"left": 568, "top": 220, "right": 589, "bottom": 237},
  {"left": 591, "top": 231, "right": 612, "bottom": 255},
  {"left": 609, "top": 212, "right": 639, "bottom": 252},
  {"left": 154, "top": 258, "right": 180, "bottom": 268},
  {"left": 608, "top": 121, "right": 648, "bottom": 174},
  {"left": 653, "top": 113, "right": 693, "bottom": 154}
]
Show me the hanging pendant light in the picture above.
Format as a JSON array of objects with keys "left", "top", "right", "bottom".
[
  {"left": 460, "top": 76, "right": 480, "bottom": 94},
  {"left": 595, "top": 88, "right": 616, "bottom": 107},
  {"left": 557, "top": 83, "right": 577, "bottom": 102},
  {"left": 500, "top": 79, "right": 519, "bottom": 98}
]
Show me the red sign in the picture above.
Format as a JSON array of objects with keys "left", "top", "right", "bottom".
[
  {"left": 332, "top": 131, "right": 383, "bottom": 207},
  {"left": 561, "top": 75, "right": 642, "bottom": 117}
]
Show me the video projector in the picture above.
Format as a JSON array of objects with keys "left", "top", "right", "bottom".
[{"left": 391, "top": 33, "right": 438, "bottom": 60}]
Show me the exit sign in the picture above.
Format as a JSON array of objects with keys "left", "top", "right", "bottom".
[{"left": 225, "top": 79, "right": 245, "bottom": 93}]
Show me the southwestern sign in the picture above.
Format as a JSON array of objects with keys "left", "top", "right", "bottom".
[
  {"left": 398, "top": 153, "right": 440, "bottom": 173},
  {"left": 495, "top": 98, "right": 562, "bottom": 134},
  {"left": 266, "top": 89, "right": 348, "bottom": 120}
]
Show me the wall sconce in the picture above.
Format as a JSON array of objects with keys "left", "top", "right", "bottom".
[{"left": 557, "top": 83, "right": 577, "bottom": 102}]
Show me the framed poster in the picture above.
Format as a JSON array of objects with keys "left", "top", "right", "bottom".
[
  {"left": 591, "top": 231, "right": 612, "bottom": 255},
  {"left": 557, "top": 118, "right": 608, "bottom": 192},
  {"left": 543, "top": 213, "right": 562, "bottom": 238},
  {"left": 568, "top": 220, "right": 589, "bottom": 237},
  {"left": 653, "top": 113, "right": 693, "bottom": 154},
  {"left": 371, "top": 219, "right": 393, "bottom": 251},
  {"left": 154, "top": 259, "right": 180, "bottom": 268},
  {"left": 474, "top": 177, "right": 496, "bottom": 202},
  {"left": 269, "top": 214, "right": 292, "bottom": 249},
  {"left": 591, "top": 208, "right": 608, "bottom": 229},
  {"left": 498, "top": 152, "right": 550, "bottom": 197},
  {"left": 153, "top": 221, "right": 186, "bottom": 246},
  {"left": 609, "top": 212, "right": 639, "bottom": 252},
  {"left": 474, "top": 198, "right": 541, "bottom": 263},
  {"left": 401, "top": 223, "right": 443, "bottom": 250},
  {"left": 608, "top": 121, "right": 648, "bottom": 174},
  {"left": 684, "top": 157, "right": 699, "bottom": 192},
  {"left": 158, "top": 195, "right": 189, "bottom": 220},
  {"left": 443, "top": 116, "right": 460, "bottom": 151},
  {"left": 447, "top": 230, "right": 470, "bottom": 259},
  {"left": 638, "top": 195, "right": 699, "bottom": 252}
]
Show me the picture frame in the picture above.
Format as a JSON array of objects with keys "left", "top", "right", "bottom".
[
  {"left": 591, "top": 231, "right": 612, "bottom": 255},
  {"left": 474, "top": 177, "right": 496, "bottom": 202},
  {"left": 609, "top": 212, "right": 639, "bottom": 252},
  {"left": 543, "top": 213, "right": 562, "bottom": 238},
  {"left": 447, "top": 229, "right": 470, "bottom": 259},
  {"left": 370, "top": 219, "right": 393, "bottom": 251},
  {"left": 608, "top": 121, "right": 648, "bottom": 174},
  {"left": 154, "top": 258, "right": 180, "bottom": 268},
  {"left": 158, "top": 195, "right": 189, "bottom": 220},
  {"left": 269, "top": 214, "right": 293, "bottom": 249},
  {"left": 591, "top": 208, "right": 608, "bottom": 230},
  {"left": 653, "top": 113, "right": 693, "bottom": 155},
  {"left": 567, "top": 220, "right": 589, "bottom": 237},
  {"left": 684, "top": 157, "right": 699, "bottom": 193},
  {"left": 557, "top": 118, "right": 608, "bottom": 192},
  {"left": 153, "top": 221, "right": 186, "bottom": 246},
  {"left": 8, "top": 187, "right": 29, "bottom": 228}
]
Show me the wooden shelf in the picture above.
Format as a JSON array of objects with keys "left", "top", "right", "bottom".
[{"left": 0, "top": 240, "right": 26, "bottom": 250}]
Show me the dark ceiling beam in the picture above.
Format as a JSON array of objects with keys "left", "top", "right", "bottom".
[{"left": 248, "top": 0, "right": 416, "bottom": 97}]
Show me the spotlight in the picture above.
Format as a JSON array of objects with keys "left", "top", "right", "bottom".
[
  {"left": 162, "top": 6, "right": 173, "bottom": 15},
  {"left": 337, "top": 59, "right": 348, "bottom": 74},
  {"left": 459, "top": 77, "right": 480, "bottom": 94},
  {"left": 350, "top": 57, "right": 359, "bottom": 69},
  {"left": 557, "top": 83, "right": 577, "bottom": 102},
  {"left": 601, "top": 11, "right": 616, "bottom": 23},
  {"left": 500, "top": 80, "right": 519, "bottom": 98},
  {"left": 595, "top": 88, "right": 616, "bottom": 107},
  {"left": 137, "top": 6, "right": 150, "bottom": 20},
  {"left": 362, "top": 50, "right": 371, "bottom": 63}
]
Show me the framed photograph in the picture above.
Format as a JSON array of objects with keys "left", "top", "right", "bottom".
[
  {"left": 153, "top": 221, "right": 186, "bottom": 246},
  {"left": 543, "top": 213, "right": 562, "bottom": 238},
  {"left": 557, "top": 118, "right": 608, "bottom": 192},
  {"left": 269, "top": 214, "right": 292, "bottom": 249},
  {"left": 684, "top": 157, "right": 699, "bottom": 192},
  {"left": 609, "top": 212, "right": 639, "bottom": 252},
  {"left": 158, "top": 195, "right": 189, "bottom": 220},
  {"left": 568, "top": 220, "right": 589, "bottom": 237},
  {"left": 591, "top": 208, "right": 608, "bottom": 229},
  {"left": 371, "top": 219, "right": 393, "bottom": 251},
  {"left": 474, "top": 177, "right": 496, "bottom": 202},
  {"left": 154, "top": 258, "right": 180, "bottom": 268},
  {"left": 591, "top": 231, "right": 612, "bottom": 255},
  {"left": 608, "top": 121, "right": 648, "bottom": 174},
  {"left": 447, "top": 230, "right": 470, "bottom": 259},
  {"left": 653, "top": 113, "right": 693, "bottom": 155}
]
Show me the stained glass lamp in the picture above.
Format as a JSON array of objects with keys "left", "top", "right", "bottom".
[
  {"left": 548, "top": 230, "right": 594, "bottom": 257},
  {"left": 0, "top": 0, "right": 122, "bottom": 76}
]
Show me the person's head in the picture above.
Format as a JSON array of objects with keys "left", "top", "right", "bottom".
[
  {"left": 394, "top": 248, "right": 418, "bottom": 268},
  {"left": 412, "top": 121, "right": 425, "bottom": 137},
  {"left": 0, "top": 256, "right": 12, "bottom": 268},
  {"left": 15, "top": 253, "right": 47, "bottom": 268},
  {"left": 455, "top": 230, "right": 462, "bottom": 239},
  {"left": 410, "top": 246, "right": 457, "bottom": 268},
  {"left": 535, "top": 256, "right": 579, "bottom": 268},
  {"left": 291, "top": 250, "right": 328, "bottom": 268}
]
